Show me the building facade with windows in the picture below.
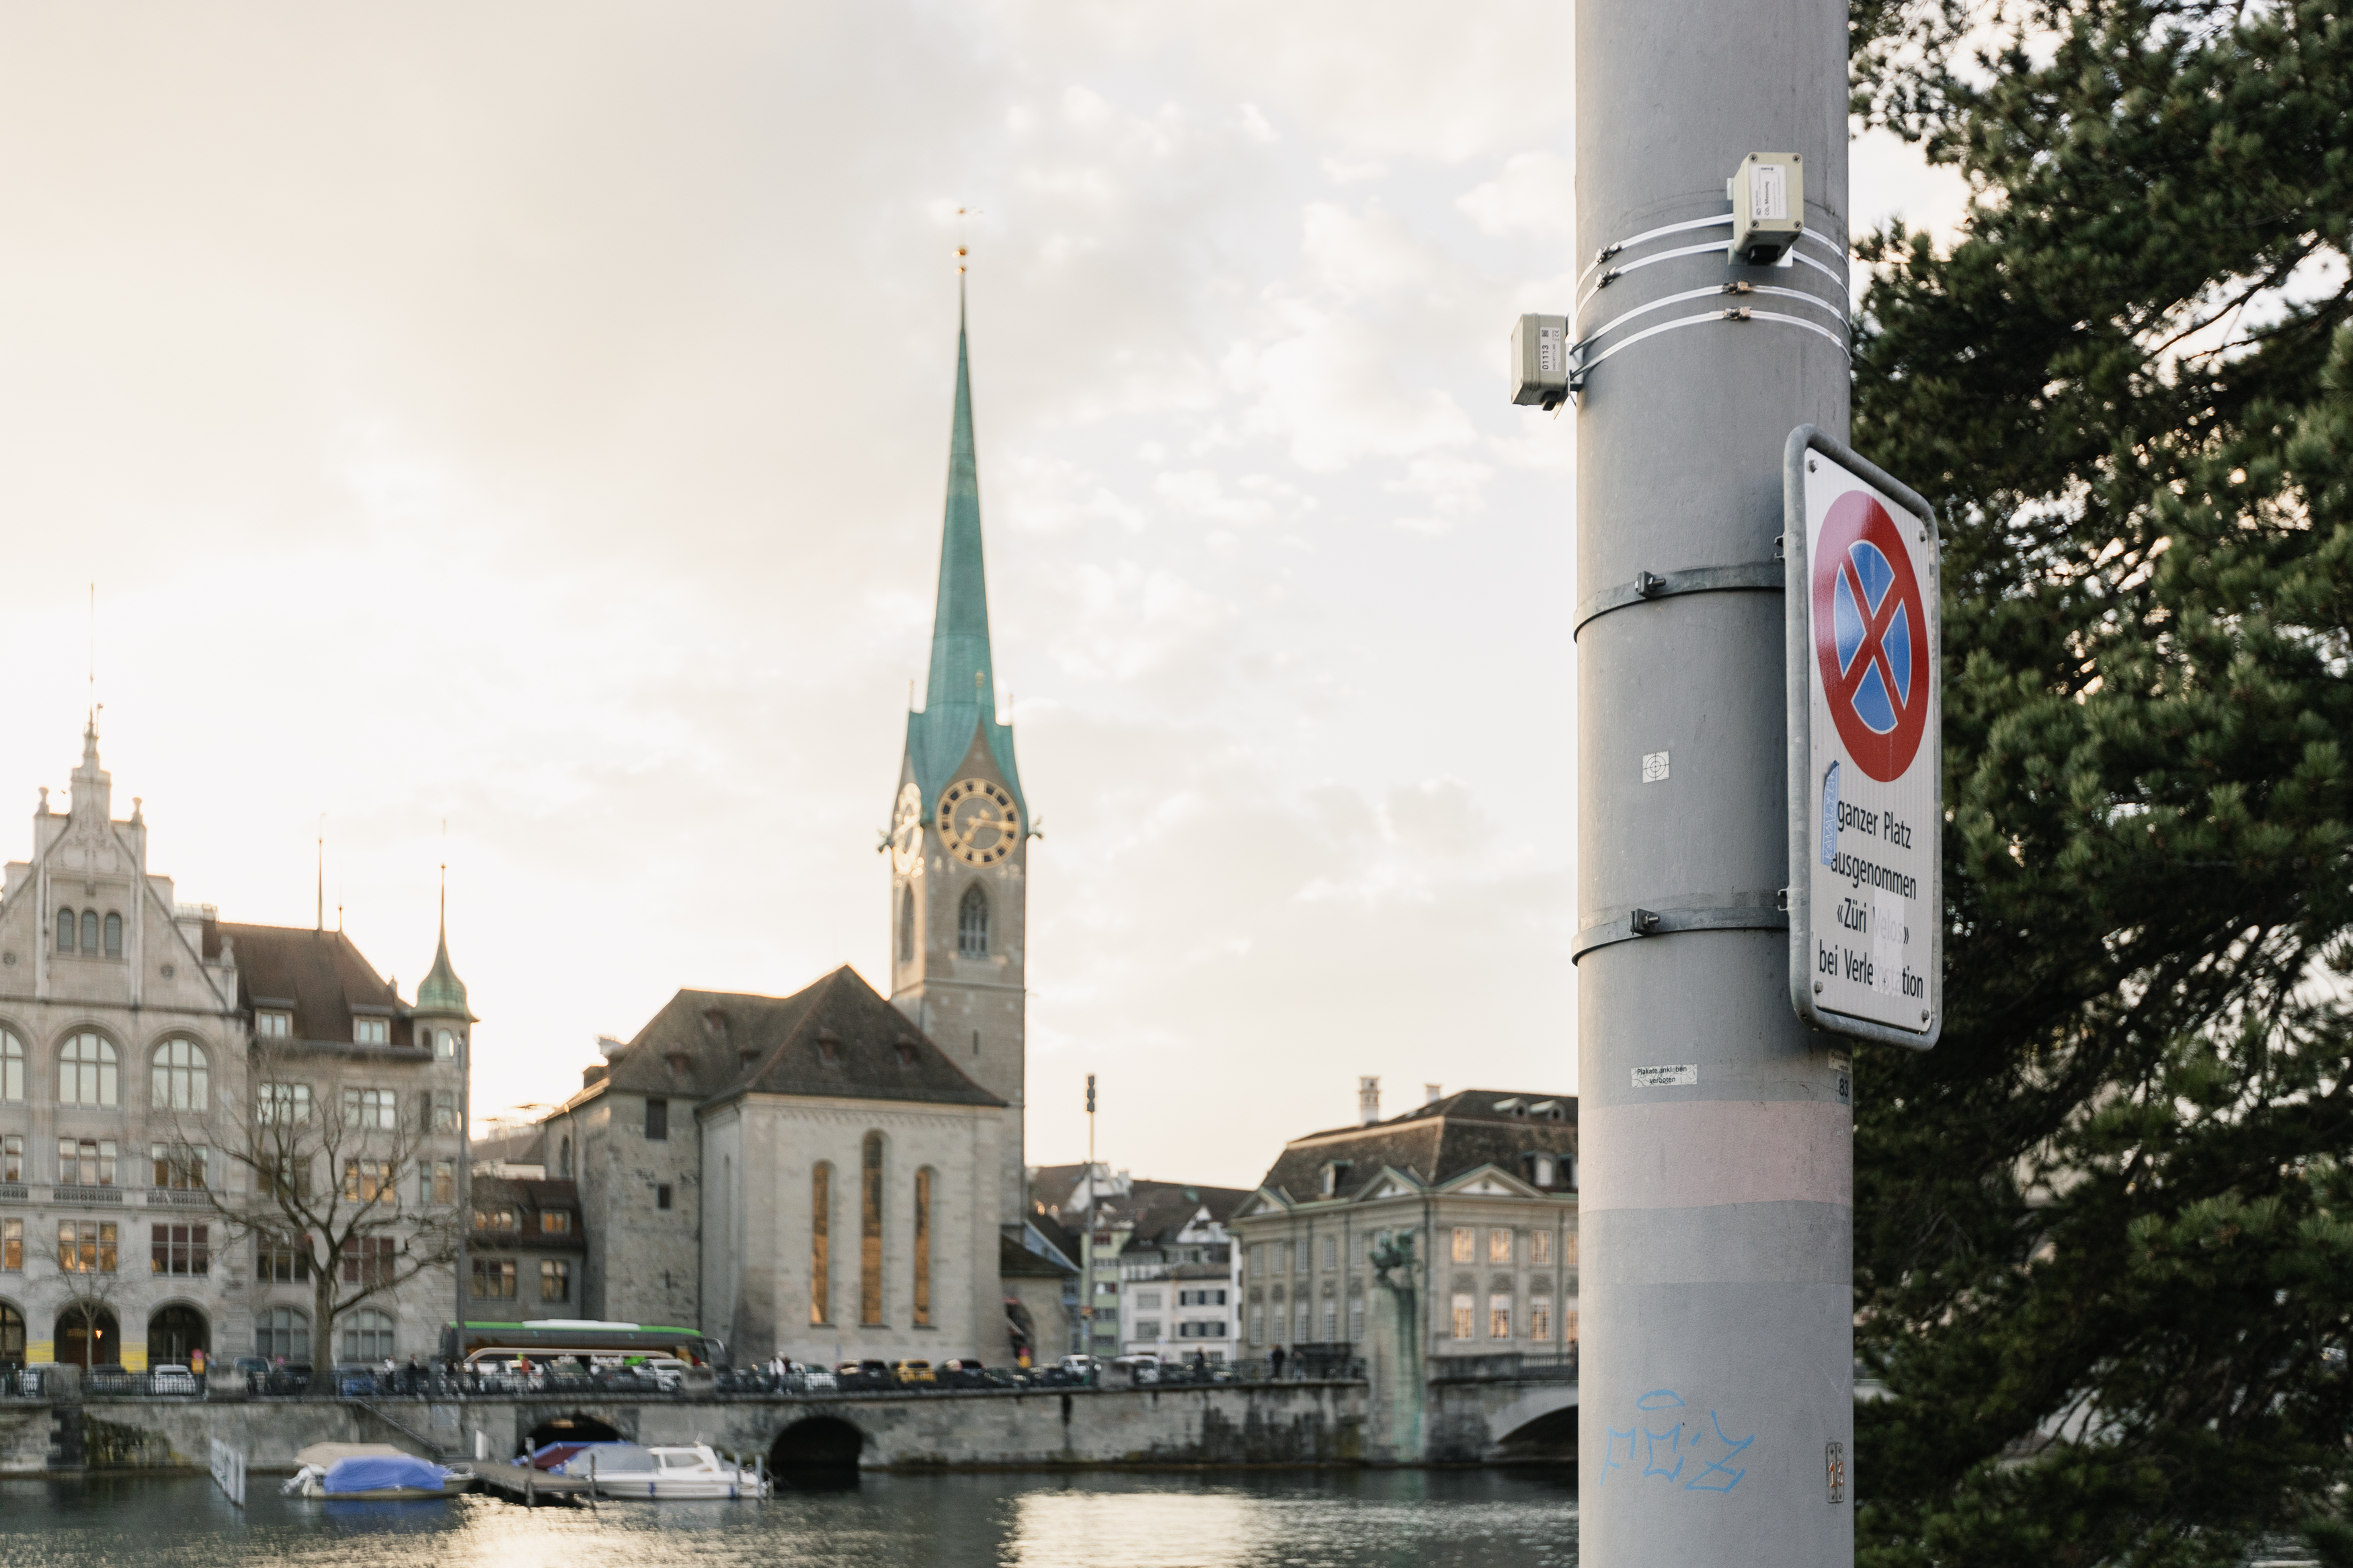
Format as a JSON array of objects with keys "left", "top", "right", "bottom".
[
  {"left": 1113, "top": 1184, "right": 1247, "bottom": 1365},
  {"left": 460, "top": 1174, "right": 586, "bottom": 1324},
  {"left": 0, "top": 725, "right": 469, "bottom": 1375},
  {"left": 1230, "top": 1088, "right": 1579, "bottom": 1410}
]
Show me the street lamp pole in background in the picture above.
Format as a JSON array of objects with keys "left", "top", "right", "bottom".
[{"left": 1563, "top": 0, "right": 1853, "bottom": 1560}]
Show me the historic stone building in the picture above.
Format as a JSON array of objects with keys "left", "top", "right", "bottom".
[
  {"left": 0, "top": 723, "right": 471, "bottom": 1375},
  {"left": 1231, "top": 1085, "right": 1579, "bottom": 1450},
  {"left": 541, "top": 291, "right": 1037, "bottom": 1366}
]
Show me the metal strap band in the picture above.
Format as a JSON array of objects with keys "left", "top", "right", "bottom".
[
  {"left": 1570, "top": 903, "right": 1790, "bottom": 962},
  {"left": 1570, "top": 309, "right": 1850, "bottom": 397},
  {"left": 1577, "top": 282, "right": 1846, "bottom": 356},
  {"left": 1574, "top": 212, "right": 1734, "bottom": 296},
  {"left": 1576, "top": 239, "right": 1739, "bottom": 313},
  {"left": 1572, "top": 561, "right": 1783, "bottom": 637}
]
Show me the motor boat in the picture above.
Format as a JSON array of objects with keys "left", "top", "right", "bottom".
[
  {"left": 539, "top": 1441, "right": 768, "bottom": 1499},
  {"left": 284, "top": 1442, "right": 469, "bottom": 1499}
]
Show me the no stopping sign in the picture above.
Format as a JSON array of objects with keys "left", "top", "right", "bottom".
[{"left": 1786, "top": 427, "right": 1942, "bottom": 1049}]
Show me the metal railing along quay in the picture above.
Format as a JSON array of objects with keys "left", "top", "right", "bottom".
[{"left": 3, "top": 1355, "right": 1370, "bottom": 1404}]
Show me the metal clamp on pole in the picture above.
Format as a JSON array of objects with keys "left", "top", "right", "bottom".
[
  {"left": 1568, "top": 899, "right": 1791, "bottom": 962},
  {"left": 1572, "top": 559, "right": 1784, "bottom": 637}
]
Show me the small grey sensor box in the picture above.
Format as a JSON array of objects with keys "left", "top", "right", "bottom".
[
  {"left": 1511, "top": 313, "right": 1570, "bottom": 409},
  {"left": 1727, "top": 151, "right": 1803, "bottom": 263}
]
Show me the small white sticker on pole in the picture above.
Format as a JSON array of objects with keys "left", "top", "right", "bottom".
[
  {"left": 1632, "top": 1064, "right": 1698, "bottom": 1087},
  {"left": 1786, "top": 426, "right": 1942, "bottom": 1049}
]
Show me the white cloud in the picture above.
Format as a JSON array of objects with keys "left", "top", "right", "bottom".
[{"left": 1457, "top": 151, "right": 1574, "bottom": 237}]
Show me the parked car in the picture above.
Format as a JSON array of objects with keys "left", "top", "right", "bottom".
[
  {"left": 891, "top": 1360, "right": 936, "bottom": 1385},
  {"left": 795, "top": 1366, "right": 838, "bottom": 1391},
  {"left": 331, "top": 1364, "right": 381, "bottom": 1397},
  {"left": 262, "top": 1363, "right": 313, "bottom": 1396},
  {"left": 1058, "top": 1354, "right": 1099, "bottom": 1378},
  {"left": 149, "top": 1363, "right": 198, "bottom": 1396},
  {"left": 940, "top": 1358, "right": 988, "bottom": 1388},
  {"left": 639, "top": 1357, "right": 692, "bottom": 1392}
]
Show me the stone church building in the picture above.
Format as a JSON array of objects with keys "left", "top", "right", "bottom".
[{"left": 543, "top": 292, "right": 1037, "bottom": 1366}]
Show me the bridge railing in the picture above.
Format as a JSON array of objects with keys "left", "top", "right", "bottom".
[{"left": 1427, "top": 1350, "right": 1579, "bottom": 1383}]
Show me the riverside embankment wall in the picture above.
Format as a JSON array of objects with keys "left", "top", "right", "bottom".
[{"left": 0, "top": 1381, "right": 1373, "bottom": 1474}]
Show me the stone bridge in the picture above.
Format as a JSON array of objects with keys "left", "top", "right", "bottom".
[
  {"left": 1421, "top": 1357, "right": 1579, "bottom": 1464},
  {"left": 1, "top": 1368, "right": 1579, "bottom": 1473}
]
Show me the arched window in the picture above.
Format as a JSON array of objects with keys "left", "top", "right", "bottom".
[
  {"left": 103, "top": 914, "right": 122, "bottom": 958},
  {"left": 340, "top": 1308, "right": 395, "bottom": 1361},
  {"left": 957, "top": 884, "right": 989, "bottom": 957},
  {"left": 151, "top": 1040, "right": 208, "bottom": 1112},
  {"left": 559, "top": 1137, "right": 572, "bottom": 1178},
  {"left": 56, "top": 909, "right": 73, "bottom": 952},
  {"left": 859, "top": 1132, "right": 885, "bottom": 1326},
  {"left": 436, "top": 1029, "right": 456, "bottom": 1059},
  {"left": 255, "top": 1306, "right": 309, "bottom": 1363},
  {"left": 809, "top": 1161, "right": 832, "bottom": 1326},
  {"left": 79, "top": 911, "right": 97, "bottom": 954},
  {"left": 58, "top": 1034, "right": 118, "bottom": 1108},
  {"left": 898, "top": 886, "right": 914, "bottom": 963},
  {"left": 0, "top": 1030, "right": 22, "bottom": 1104},
  {"left": 912, "top": 1167, "right": 933, "bottom": 1327},
  {"left": 0, "top": 1303, "right": 23, "bottom": 1366}
]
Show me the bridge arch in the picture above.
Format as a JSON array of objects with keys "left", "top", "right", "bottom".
[
  {"left": 770, "top": 1415, "right": 863, "bottom": 1473},
  {"left": 529, "top": 1411, "right": 622, "bottom": 1451},
  {"left": 1488, "top": 1385, "right": 1578, "bottom": 1464}
]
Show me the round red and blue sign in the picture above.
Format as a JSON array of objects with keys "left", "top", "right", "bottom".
[{"left": 1813, "top": 491, "right": 1930, "bottom": 783}]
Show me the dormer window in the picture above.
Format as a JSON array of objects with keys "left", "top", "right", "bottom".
[
  {"left": 1494, "top": 1097, "right": 1525, "bottom": 1116},
  {"left": 353, "top": 1018, "right": 389, "bottom": 1045},
  {"left": 256, "top": 1012, "right": 292, "bottom": 1039},
  {"left": 1529, "top": 1099, "right": 1564, "bottom": 1120},
  {"left": 1319, "top": 1160, "right": 1352, "bottom": 1198},
  {"left": 817, "top": 1028, "right": 840, "bottom": 1065},
  {"left": 1531, "top": 1154, "right": 1557, "bottom": 1187},
  {"left": 894, "top": 1041, "right": 918, "bottom": 1067}
]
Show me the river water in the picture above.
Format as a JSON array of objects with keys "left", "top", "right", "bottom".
[{"left": 0, "top": 1471, "right": 1579, "bottom": 1568}]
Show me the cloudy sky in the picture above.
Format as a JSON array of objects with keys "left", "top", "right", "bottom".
[{"left": 0, "top": 4, "right": 1963, "bottom": 1188}]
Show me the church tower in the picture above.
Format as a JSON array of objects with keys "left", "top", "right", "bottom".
[{"left": 888, "top": 287, "right": 1029, "bottom": 1224}]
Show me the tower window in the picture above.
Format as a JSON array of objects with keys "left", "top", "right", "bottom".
[
  {"left": 860, "top": 1131, "right": 885, "bottom": 1326},
  {"left": 81, "top": 911, "right": 98, "bottom": 954},
  {"left": 957, "top": 884, "right": 989, "bottom": 957},
  {"left": 899, "top": 886, "right": 914, "bottom": 963},
  {"left": 104, "top": 913, "right": 122, "bottom": 957},
  {"left": 57, "top": 908, "right": 74, "bottom": 951},
  {"left": 645, "top": 1098, "right": 668, "bottom": 1141}
]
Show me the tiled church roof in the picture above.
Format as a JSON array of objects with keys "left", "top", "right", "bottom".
[{"left": 594, "top": 964, "right": 1002, "bottom": 1110}]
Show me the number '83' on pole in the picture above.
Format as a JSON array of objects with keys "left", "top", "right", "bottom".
[{"left": 1785, "top": 426, "right": 1943, "bottom": 1049}]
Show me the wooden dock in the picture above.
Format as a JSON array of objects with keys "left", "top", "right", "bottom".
[{"left": 471, "top": 1464, "right": 593, "bottom": 1506}]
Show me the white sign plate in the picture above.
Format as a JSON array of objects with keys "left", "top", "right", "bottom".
[{"left": 1786, "top": 427, "right": 1942, "bottom": 1048}]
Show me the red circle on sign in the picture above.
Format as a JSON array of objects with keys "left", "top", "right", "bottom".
[{"left": 1814, "top": 491, "right": 1930, "bottom": 783}]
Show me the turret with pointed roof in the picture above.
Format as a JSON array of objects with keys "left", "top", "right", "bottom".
[
  {"left": 415, "top": 882, "right": 471, "bottom": 1020},
  {"left": 888, "top": 287, "right": 1029, "bottom": 1227}
]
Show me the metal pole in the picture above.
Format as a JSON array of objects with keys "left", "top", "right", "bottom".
[
  {"left": 454, "top": 1024, "right": 469, "bottom": 1378},
  {"left": 1572, "top": 0, "right": 1851, "bottom": 1560}
]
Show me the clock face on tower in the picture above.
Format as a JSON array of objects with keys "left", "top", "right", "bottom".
[
  {"left": 936, "top": 778, "right": 1021, "bottom": 865},
  {"left": 889, "top": 783, "right": 924, "bottom": 874}
]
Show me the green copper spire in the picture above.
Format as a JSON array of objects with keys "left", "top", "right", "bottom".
[
  {"left": 416, "top": 871, "right": 470, "bottom": 1016},
  {"left": 906, "top": 286, "right": 1025, "bottom": 813}
]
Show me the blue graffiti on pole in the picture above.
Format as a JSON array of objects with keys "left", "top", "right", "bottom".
[{"left": 1598, "top": 1389, "right": 1757, "bottom": 1493}]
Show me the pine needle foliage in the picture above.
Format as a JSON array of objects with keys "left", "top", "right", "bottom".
[{"left": 1847, "top": 1, "right": 2353, "bottom": 1563}]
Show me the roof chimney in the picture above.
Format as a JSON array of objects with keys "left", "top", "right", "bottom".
[
  {"left": 1358, "top": 1075, "right": 1382, "bottom": 1125},
  {"left": 1424, "top": 1083, "right": 1443, "bottom": 1106}
]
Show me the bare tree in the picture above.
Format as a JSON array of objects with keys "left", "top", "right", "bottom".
[{"left": 186, "top": 1036, "right": 460, "bottom": 1364}]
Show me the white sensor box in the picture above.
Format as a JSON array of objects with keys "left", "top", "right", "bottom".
[{"left": 1728, "top": 152, "right": 1803, "bottom": 264}]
